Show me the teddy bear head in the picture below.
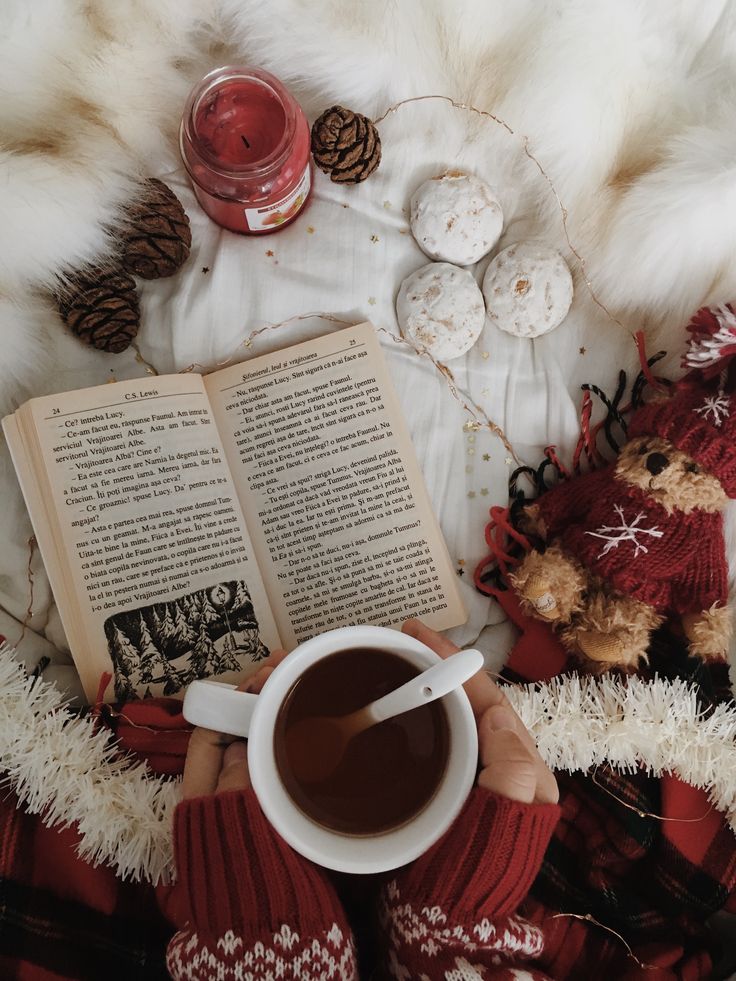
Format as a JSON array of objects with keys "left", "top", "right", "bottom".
[
  {"left": 615, "top": 434, "right": 727, "bottom": 514},
  {"left": 614, "top": 371, "right": 736, "bottom": 514}
]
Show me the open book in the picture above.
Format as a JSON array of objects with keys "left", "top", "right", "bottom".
[{"left": 3, "top": 323, "right": 465, "bottom": 703}]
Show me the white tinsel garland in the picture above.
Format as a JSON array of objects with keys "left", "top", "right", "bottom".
[
  {"left": 505, "top": 674, "right": 736, "bottom": 829},
  {"left": 0, "top": 643, "right": 180, "bottom": 885},
  {"left": 0, "top": 643, "right": 735, "bottom": 886}
]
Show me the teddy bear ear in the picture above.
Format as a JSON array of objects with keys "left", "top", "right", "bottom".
[{"left": 682, "top": 303, "right": 736, "bottom": 382}]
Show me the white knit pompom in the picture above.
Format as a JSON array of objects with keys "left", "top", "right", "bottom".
[{"left": 684, "top": 304, "right": 736, "bottom": 371}]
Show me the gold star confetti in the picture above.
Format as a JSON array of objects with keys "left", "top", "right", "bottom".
[
  {"left": 481, "top": 351, "right": 490, "bottom": 360},
  {"left": 463, "top": 420, "right": 482, "bottom": 433},
  {"left": 106, "top": 375, "right": 118, "bottom": 384},
  {"left": 482, "top": 453, "right": 491, "bottom": 462},
  {"left": 504, "top": 455, "right": 514, "bottom": 466},
  {"left": 467, "top": 490, "right": 476, "bottom": 499},
  {"left": 468, "top": 449, "right": 475, "bottom": 456},
  {"left": 307, "top": 226, "right": 315, "bottom": 234},
  {"left": 399, "top": 228, "right": 409, "bottom": 235},
  {"left": 368, "top": 297, "right": 376, "bottom": 305},
  {"left": 468, "top": 434, "right": 475, "bottom": 443},
  {"left": 266, "top": 250, "right": 274, "bottom": 257},
  {"left": 481, "top": 388, "right": 489, "bottom": 397},
  {"left": 370, "top": 234, "right": 379, "bottom": 243},
  {"left": 383, "top": 200, "right": 392, "bottom": 209},
  {"left": 480, "top": 487, "right": 489, "bottom": 496},
  {"left": 457, "top": 567, "right": 465, "bottom": 577},
  {"left": 458, "top": 559, "right": 466, "bottom": 566},
  {"left": 201, "top": 266, "right": 210, "bottom": 274},
  {"left": 579, "top": 346, "right": 586, "bottom": 355}
]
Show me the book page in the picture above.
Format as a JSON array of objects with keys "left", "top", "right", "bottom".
[
  {"left": 6, "top": 374, "right": 280, "bottom": 702},
  {"left": 206, "top": 323, "right": 465, "bottom": 648}
]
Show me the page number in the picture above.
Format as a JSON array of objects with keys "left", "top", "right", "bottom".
[
  {"left": 52, "top": 408, "right": 60, "bottom": 415},
  {"left": 349, "top": 339, "right": 357, "bottom": 346}
]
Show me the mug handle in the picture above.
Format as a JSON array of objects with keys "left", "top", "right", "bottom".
[{"left": 183, "top": 680, "right": 258, "bottom": 738}]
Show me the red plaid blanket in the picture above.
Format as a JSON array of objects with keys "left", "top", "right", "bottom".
[{"left": 494, "top": 586, "right": 736, "bottom": 978}]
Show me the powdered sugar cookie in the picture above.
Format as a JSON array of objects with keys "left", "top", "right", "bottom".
[
  {"left": 482, "top": 242, "right": 573, "bottom": 338},
  {"left": 410, "top": 172, "right": 503, "bottom": 266},
  {"left": 396, "top": 261, "right": 485, "bottom": 361}
]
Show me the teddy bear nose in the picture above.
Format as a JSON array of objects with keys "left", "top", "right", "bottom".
[{"left": 645, "top": 452, "right": 669, "bottom": 476}]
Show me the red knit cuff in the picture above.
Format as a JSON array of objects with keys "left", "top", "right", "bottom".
[
  {"left": 391, "top": 788, "right": 560, "bottom": 919},
  {"left": 173, "top": 788, "right": 347, "bottom": 939}
]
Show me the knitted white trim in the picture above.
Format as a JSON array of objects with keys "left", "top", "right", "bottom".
[
  {"left": 1, "top": 643, "right": 735, "bottom": 886},
  {"left": 0, "top": 642, "right": 180, "bottom": 884},
  {"left": 166, "top": 922, "right": 358, "bottom": 980},
  {"left": 505, "top": 672, "right": 736, "bottom": 831}
]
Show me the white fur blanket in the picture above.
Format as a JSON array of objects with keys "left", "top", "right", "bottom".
[{"left": 2, "top": 0, "right": 736, "bottom": 685}]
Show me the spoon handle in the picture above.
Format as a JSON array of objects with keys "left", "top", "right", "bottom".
[{"left": 364, "top": 648, "right": 485, "bottom": 725}]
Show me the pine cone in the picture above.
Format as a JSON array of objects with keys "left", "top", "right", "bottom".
[
  {"left": 57, "top": 265, "right": 139, "bottom": 353},
  {"left": 311, "top": 106, "right": 381, "bottom": 184},
  {"left": 121, "top": 178, "right": 191, "bottom": 279}
]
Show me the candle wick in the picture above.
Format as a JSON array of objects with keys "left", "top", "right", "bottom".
[{"left": 241, "top": 134, "right": 251, "bottom": 149}]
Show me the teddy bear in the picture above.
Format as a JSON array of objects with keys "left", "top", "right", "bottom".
[{"left": 510, "top": 311, "right": 736, "bottom": 673}]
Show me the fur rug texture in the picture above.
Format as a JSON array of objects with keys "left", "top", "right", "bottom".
[
  {"left": 2, "top": 0, "right": 736, "bottom": 391},
  {"left": 2, "top": 0, "right": 736, "bottom": 678}
]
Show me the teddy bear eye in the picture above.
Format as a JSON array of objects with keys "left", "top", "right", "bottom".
[{"left": 686, "top": 462, "right": 700, "bottom": 474}]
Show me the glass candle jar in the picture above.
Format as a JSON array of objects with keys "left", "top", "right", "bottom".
[{"left": 180, "top": 66, "right": 312, "bottom": 234}]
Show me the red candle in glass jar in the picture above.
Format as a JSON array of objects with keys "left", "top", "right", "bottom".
[{"left": 180, "top": 66, "right": 312, "bottom": 234}]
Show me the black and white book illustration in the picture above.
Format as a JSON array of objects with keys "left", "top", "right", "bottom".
[{"left": 104, "top": 580, "right": 269, "bottom": 701}]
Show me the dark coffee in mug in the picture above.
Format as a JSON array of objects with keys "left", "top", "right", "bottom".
[{"left": 273, "top": 648, "right": 450, "bottom": 836}]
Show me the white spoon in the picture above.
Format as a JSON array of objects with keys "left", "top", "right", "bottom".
[{"left": 284, "top": 648, "right": 484, "bottom": 784}]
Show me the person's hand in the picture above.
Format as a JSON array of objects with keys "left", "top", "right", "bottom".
[
  {"left": 181, "top": 649, "right": 289, "bottom": 800},
  {"left": 402, "top": 620, "right": 558, "bottom": 805}
]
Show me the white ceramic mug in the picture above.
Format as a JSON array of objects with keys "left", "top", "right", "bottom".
[{"left": 182, "top": 625, "right": 479, "bottom": 874}]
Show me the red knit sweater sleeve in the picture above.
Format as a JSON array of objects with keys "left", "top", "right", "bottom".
[
  {"left": 165, "top": 788, "right": 358, "bottom": 980},
  {"left": 671, "top": 512, "right": 729, "bottom": 615},
  {"left": 380, "top": 788, "right": 560, "bottom": 978}
]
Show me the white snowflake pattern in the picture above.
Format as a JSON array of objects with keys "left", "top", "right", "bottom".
[
  {"left": 695, "top": 392, "right": 730, "bottom": 427},
  {"left": 273, "top": 924, "right": 300, "bottom": 951},
  {"left": 167, "top": 924, "right": 357, "bottom": 980},
  {"left": 381, "top": 887, "right": 544, "bottom": 960},
  {"left": 217, "top": 931, "right": 243, "bottom": 956},
  {"left": 585, "top": 504, "right": 664, "bottom": 559},
  {"left": 444, "top": 956, "right": 487, "bottom": 980}
]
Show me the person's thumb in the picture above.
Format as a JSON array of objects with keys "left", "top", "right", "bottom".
[
  {"left": 216, "top": 741, "right": 250, "bottom": 793},
  {"left": 477, "top": 706, "right": 538, "bottom": 803}
]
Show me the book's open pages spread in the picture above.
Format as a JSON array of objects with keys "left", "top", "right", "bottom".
[
  {"left": 3, "top": 324, "right": 465, "bottom": 702},
  {"left": 206, "top": 323, "right": 464, "bottom": 648}
]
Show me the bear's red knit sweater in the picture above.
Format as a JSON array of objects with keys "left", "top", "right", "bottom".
[
  {"left": 534, "top": 465, "right": 728, "bottom": 616},
  {"left": 165, "top": 785, "right": 560, "bottom": 980}
]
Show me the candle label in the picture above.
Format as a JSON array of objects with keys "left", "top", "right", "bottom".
[{"left": 243, "top": 165, "right": 311, "bottom": 231}]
